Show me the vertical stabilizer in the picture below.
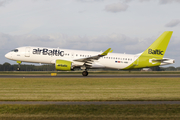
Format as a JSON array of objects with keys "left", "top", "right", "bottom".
[
  {"left": 124, "top": 31, "right": 173, "bottom": 69},
  {"left": 141, "top": 31, "right": 173, "bottom": 58}
]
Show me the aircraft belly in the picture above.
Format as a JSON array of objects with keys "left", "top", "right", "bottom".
[
  {"left": 99, "top": 60, "right": 132, "bottom": 70},
  {"left": 90, "top": 62, "right": 105, "bottom": 68}
]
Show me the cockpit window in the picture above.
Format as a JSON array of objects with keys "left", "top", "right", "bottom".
[{"left": 11, "top": 49, "right": 18, "bottom": 52}]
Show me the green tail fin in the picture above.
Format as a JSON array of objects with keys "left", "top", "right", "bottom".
[
  {"left": 141, "top": 31, "right": 173, "bottom": 59},
  {"left": 124, "top": 31, "right": 173, "bottom": 69}
]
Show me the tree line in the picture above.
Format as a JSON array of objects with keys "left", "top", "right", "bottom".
[
  {"left": 0, "top": 62, "right": 179, "bottom": 71},
  {"left": 0, "top": 62, "right": 55, "bottom": 71}
]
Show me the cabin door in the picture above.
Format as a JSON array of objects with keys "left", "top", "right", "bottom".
[{"left": 25, "top": 47, "right": 30, "bottom": 57}]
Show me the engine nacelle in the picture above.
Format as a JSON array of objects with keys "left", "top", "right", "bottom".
[{"left": 55, "top": 60, "right": 73, "bottom": 71}]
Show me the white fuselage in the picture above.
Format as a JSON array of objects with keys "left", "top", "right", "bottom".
[{"left": 5, "top": 46, "right": 137, "bottom": 70}]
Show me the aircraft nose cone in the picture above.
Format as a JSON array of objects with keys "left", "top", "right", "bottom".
[{"left": 5, "top": 53, "right": 11, "bottom": 59}]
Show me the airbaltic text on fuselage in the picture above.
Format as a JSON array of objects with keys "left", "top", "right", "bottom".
[
  {"left": 33, "top": 48, "right": 64, "bottom": 56},
  {"left": 148, "top": 49, "right": 163, "bottom": 55}
]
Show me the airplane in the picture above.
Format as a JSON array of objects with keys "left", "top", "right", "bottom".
[{"left": 5, "top": 31, "right": 174, "bottom": 76}]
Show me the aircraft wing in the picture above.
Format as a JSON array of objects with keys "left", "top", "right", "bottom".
[{"left": 73, "top": 48, "right": 112, "bottom": 63}]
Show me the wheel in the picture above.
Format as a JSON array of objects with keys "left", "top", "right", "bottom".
[
  {"left": 82, "top": 71, "right": 88, "bottom": 76},
  {"left": 17, "top": 63, "right": 21, "bottom": 71}
]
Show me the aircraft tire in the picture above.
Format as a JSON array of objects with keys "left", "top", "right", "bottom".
[{"left": 82, "top": 71, "right": 88, "bottom": 76}]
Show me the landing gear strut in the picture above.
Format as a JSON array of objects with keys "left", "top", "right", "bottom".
[
  {"left": 17, "top": 61, "right": 21, "bottom": 71},
  {"left": 82, "top": 71, "right": 88, "bottom": 76}
]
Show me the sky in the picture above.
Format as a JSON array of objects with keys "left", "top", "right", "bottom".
[{"left": 0, "top": 0, "right": 180, "bottom": 67}]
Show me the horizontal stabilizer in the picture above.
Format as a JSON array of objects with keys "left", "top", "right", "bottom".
[{"left": 150, "top": 58, "right": 175, "bottom": 65}]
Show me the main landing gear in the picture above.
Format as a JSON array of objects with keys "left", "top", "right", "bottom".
[{"left": 82, "top": 70, "right": 88, "bottom": 76}]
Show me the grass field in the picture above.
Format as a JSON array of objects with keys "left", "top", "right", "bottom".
[
  {"left": 0, "top": 78, "right": 180, "bottom": 101},
  {"left": 0, "top": 104, "right": 180, "bottom": 120},
  {"left": 1, "top": 77, "right": 180, "bottom": 120}
]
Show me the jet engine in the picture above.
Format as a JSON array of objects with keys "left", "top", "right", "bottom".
[{"left": 55, "top": 60, "right": 73, "bottom": 71}]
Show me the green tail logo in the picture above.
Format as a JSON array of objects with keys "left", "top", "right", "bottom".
[{"left": 148, "top": 49, "right": 164, "bottom": 55}]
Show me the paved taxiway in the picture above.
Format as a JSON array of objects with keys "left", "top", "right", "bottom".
[
  {"left": 0, "top": 101, "right": 180, "bottom": 105},
  {"left": 1, "top": 74, "right": 180, "bottom": 78}
]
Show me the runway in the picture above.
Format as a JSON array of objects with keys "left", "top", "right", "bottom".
[
  {"left": 1, "top": 74, "right": 180, "bottom": 78},
  {"left": 0, "top": 101, "right": 180, "bottom": 105}
]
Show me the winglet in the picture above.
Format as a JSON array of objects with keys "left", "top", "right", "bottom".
[
  {"left": 101, "top": 48, "right": 111, "bottom": 56},
  {"left": 109, "top": 50, "right": 113, "bottom": 53}
]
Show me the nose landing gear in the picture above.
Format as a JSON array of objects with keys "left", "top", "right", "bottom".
[{"left": 17, "top": 61, "right": 22, "bottom": 71}]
